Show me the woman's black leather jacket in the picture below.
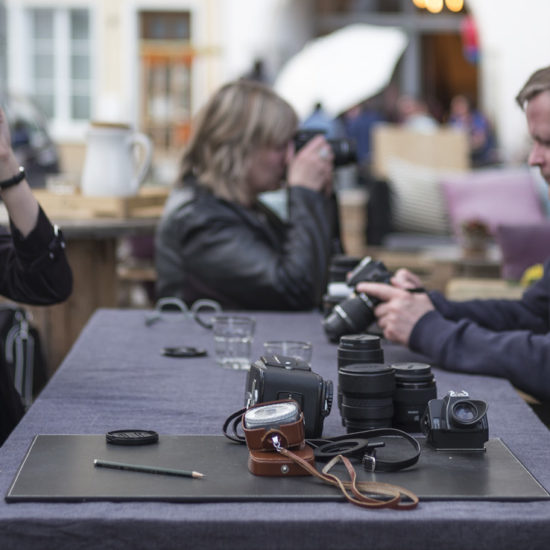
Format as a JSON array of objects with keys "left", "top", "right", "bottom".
[{"left": 155, "top": 177, "right": 335, "bottom": 310}]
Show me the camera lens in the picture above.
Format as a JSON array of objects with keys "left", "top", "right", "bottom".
[
  {"left": 391, "top": 362, "right": 437, "bottom": 432},
  {"left": 322, "top": 292, "right": 377, "bottom": 342},
  {"left": 449, "top": 399, "right": 487, "bottom": 427},
  {"left": 338, "top": 363, "right": 395, "bottom": 431},
  {"left": 336, "top": 335, "right": 384, "bottom": 414},
  {"left": 337, "top": 334, "right": 384, "bottom": 368},
  {"left": 453, "top": 402, "right": 476, "bottom": 422},
  {"left": 329, "top": 138, "right": 357, "bottom": 167}
]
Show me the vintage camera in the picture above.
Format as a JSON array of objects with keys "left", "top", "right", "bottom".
[
  {"left": 242, "top": 399, "right": 315, "bottom": 476},
  {"left": 294, "top": 128, "right": 357, "bottom": 167},
  {"left": 422, "top": 390, "right": 489, "bottom": 451},
  {"left": 322, "top": 257, "right": 392, "bottom": 342},
  {"left": 245, "top": 355, "right": 333, "bottom": 438}
]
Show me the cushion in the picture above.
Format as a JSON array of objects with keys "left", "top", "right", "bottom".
[
  {"left": 495, "top": 222, "right": 550, "bottom": 280},
  {"left": 385, "top": 157, "right": 456, "bottom": 235},
  {"left": 441, "top": 168, "right": 546, "bottom": 240}
]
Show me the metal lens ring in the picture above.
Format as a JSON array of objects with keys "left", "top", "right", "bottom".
[
  {"left": 314, "top": 438, "right": 371, "bottom": 461},
  {"left": 244, "top": 401, "right": 300, "bottom": 430}
]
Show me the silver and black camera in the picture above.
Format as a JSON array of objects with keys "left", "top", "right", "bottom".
[
  {"left": 322, "top": 257, "right": 393, "bottom": 342},
  {"left": 245, "top": 355, "right": 333, "bottom": 438},
  {"left": 421, "top": 390, "right": 489, "bottom": 451},
  {"left": 294, "top": 128, "right": 357, "bottom": 167}
]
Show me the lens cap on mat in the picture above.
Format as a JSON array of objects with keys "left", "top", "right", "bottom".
[{"left": 106, "top": 430, "right": 159, "bottom": 445}]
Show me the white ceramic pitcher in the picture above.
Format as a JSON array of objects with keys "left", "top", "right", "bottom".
[{"left": 80, "top": 122, "right": 153, "bottom": 197}]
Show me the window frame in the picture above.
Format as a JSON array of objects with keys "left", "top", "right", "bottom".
[{"left": 7, "top": 2, "right": 96, "bottom": 141}]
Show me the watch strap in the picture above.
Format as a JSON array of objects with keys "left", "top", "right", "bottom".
[{"left": 0, "top": 167, "right": 26, "bottom": 190}]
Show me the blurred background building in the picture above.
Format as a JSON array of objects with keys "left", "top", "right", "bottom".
[{"left": 0, "top": 0, "right": 549, "bottom": 181}]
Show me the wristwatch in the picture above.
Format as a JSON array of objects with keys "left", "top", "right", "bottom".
[{"left": 0, "top": 166, "right": 26, "bottom": 190}]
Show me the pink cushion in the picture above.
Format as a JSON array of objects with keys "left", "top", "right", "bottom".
[
  {"left": 441, "top": 168, "right": 546, "bottom": 239},
  {"left": 496, "top": 222, "right": 550, "bottom": 280}
]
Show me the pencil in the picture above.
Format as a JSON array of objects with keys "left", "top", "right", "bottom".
[{"left": 93, "top": 459, "right": 205, "bottom": 479}]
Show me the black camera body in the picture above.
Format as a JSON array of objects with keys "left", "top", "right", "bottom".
[
  {"left": 322, "top": 257, "right": 392, "bottom": 342},
  {"left": 294, "top": 128, "right": 357, "bottom": 167},
  {"left": 422, "top": 391, "right": 489, "bottom": 451},
  {"left": 245, "top": 355, "right": 333, "bottom": 438}
]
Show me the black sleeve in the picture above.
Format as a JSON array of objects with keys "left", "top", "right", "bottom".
[{"left": 0, "top": 206, "right": 73, "bottom": 305}]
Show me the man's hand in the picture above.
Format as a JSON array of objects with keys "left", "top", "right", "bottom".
[
  {"left": 390, "top": 268, "right": 423, "bottom": 290},
  {"left": 356, "top": 282, "right": 435, "bottom": 346}
]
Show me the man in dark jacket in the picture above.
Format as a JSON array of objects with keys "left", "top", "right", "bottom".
[
  {"left": 1, "top": 105, "right": 73, "bottom": 444},
  {"left": 356, "top": 66, "right": 550, "bottom": 403}
]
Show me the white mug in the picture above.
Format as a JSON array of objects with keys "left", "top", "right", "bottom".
[{"left": 80, "top": 122, "right": 153, "bottom": 197}]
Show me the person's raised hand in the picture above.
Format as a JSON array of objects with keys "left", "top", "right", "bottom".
[{"left": 287, "top": 134, "right": 333, "bottom": 195}]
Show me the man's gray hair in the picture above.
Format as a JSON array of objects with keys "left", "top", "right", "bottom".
[{"left": 516, "top": 66, "right": 550, "bottom": 109}]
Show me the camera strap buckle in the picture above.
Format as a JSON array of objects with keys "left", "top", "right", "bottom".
[
  {"left": 362, "top": 453, "right": 376, "bottom": 472},
  {"left": 270, "top": 434, "right": 283, "bottom": 452}
]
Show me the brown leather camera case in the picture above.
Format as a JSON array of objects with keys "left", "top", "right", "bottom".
[
  {"left": 243, "top": 405, "right": 315, "bottom": 477},
  {"left": 247, "top": 446, "right": 315, "bottom": 476}
]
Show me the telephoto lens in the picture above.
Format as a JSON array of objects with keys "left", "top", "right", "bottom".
[
  {"left": 322, "top": 258, "right": 392, "bottom": 343},
  {"left": 338, "top": 363, "right": 396, "bottom": 431},
  {"left": 322, "top": 292, "right": 378, "bottom": 343},
  {"left": 337, "top": 334, "right": 384, "bottom": 369},
  {"left": 391, "top": 362, "right": 437, "bottom": 432}
]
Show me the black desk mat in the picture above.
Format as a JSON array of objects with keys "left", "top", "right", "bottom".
[{"left": 6, "top": 434, "right": 550, "bottom": 502}]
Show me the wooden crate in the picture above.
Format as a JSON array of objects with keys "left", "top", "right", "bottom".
[{"left": 33, "top": 186, "right": 170, "bottom": 220}]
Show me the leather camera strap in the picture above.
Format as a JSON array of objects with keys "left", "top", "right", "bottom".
[
  {"left": 309, "top": 428, "right": 421, "bottom": 472},
  {"left": 276, "top": 446, "right": 419, "bottom": 510}
]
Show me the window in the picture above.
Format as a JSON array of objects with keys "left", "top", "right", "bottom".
[
  {"left": 139, "top": 11, "right": 193, "bottom": 153},
  {"left": 26, "top": 7, "right": 92, "bottom": 125}
]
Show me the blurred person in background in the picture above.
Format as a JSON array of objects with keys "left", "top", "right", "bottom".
[
  {"left": 448, "top": 94, "right": 498, "bottom": 167},
  {"left": 396, "top": 94, "right": 438, "bottom": 132},
  {"left": 155, "top": 79, "right": 338, "bottom": 310}
]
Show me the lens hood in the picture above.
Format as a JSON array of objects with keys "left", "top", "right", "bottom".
[{"left": 338, "top": 363, "right": 396, "bottom": 395}]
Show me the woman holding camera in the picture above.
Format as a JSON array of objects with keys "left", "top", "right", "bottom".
[{"left": 155, "top": 79, "right": 339, "bottom": 310}]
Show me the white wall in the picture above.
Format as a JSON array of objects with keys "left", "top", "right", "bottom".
[{"left": 468, "top": 0, "right": 550, "bottom": 163}]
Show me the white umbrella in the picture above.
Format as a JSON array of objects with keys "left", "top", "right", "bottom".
[{"left": 274, "top": 23, "right": 408, "bottom": 119}]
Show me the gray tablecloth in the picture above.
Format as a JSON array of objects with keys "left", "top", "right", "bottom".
[{"left": 1, "top": 308, "right": 550, "bottom": 550}]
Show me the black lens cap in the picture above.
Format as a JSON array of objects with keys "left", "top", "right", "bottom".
[
  {"left": 161, "top": 346, "right": 207, "bottom": 358},
  {"left": 106, "top": 430, "right": 159, "bottom": 446}
]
